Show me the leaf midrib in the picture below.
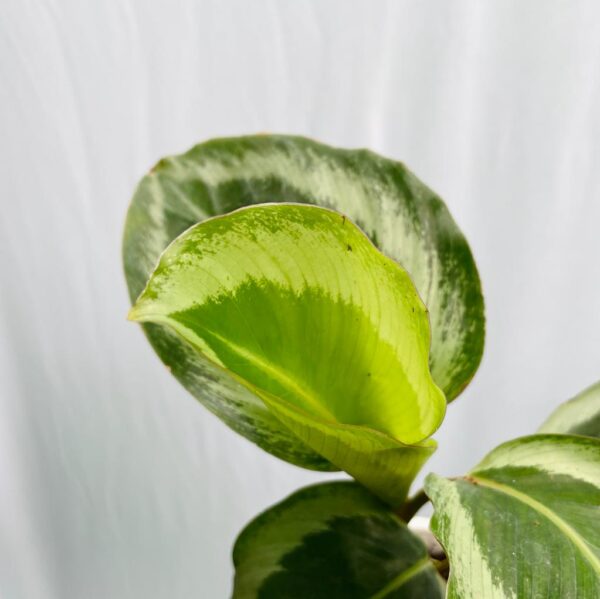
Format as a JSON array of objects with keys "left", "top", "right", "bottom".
[
  {"left": 471, "top": 474, "right": 600, "bottom": 573},
  {"left": 140, "top": 312, "right": 337, "bottom": 422},
  {"left": 369, "top": 556, "right": 434, "bottom": 599}
]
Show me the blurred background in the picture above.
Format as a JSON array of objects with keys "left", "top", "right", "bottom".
[{"left": 1, "top": 1, "right": 600, "bottom": 597}]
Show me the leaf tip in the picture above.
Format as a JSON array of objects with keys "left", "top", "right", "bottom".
[
  {"left": 127, "top": 302, "right": 149, "bottom": 323},
  {"left": 127, "top": 306, "right": 140, "bottom": 322}
]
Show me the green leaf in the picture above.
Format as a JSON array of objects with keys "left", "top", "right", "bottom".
[
  {"left": 425, "top": 435, "right": 600, "bottom": 599},
  {"left": 538, "top": 381, "right": 600, "bottom": 438},
  {"left": 130, "top": 204, "right": 444, "bottom": 505},
  {"left": 232, "top": 481, "right": 445, "bottom": 599},
  {"left": 122, "top": 135, "right": 484, "bottom": 471}
]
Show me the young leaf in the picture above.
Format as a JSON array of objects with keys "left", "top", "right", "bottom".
[
  {"left": 232, "top": 482, "right": 445, "bottom": 599},
  {"left": 425, "top": 435, "right": 600, "bottom": 599},
  {"left": 122, "top": 135, "right": 484, "bottom": 471},
  {"left": 538, "top": 381, "right": 600, "bottom": 438},
  {"left": 129, "top": 204, "right": 445, "bottom": 505}
]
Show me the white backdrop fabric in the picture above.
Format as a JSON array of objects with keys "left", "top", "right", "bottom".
[{"left": 2, "top": 1, "right": 600, "bottom": 597}]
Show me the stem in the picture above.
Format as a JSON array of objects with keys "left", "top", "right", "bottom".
[
  {"left": 396, "top": 488, "right": 429, "bottom": 522},
  {"left": 431, "top": 556, "right": 450, "bottom": 581}
]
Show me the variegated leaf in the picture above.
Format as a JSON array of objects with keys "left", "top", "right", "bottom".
[
  {"left": 425, "top": 435, "right": 600, "bottom": 599},
  {"left": 122, "top": 135, "right": 484, "bottom": 471},
  {"left": 130, "top": 204, "right": 444, "bottom": 505},
  {"left": 538, "top": 381, "right": 600, "bottom": 439},
  {"left": 232, "top": 482, "right": 445, "bottom": 598}
]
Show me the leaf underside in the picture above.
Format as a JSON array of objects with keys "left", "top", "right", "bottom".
[
  {"left": 123, "top": 135, "right": 485, "bottom": 471},
  {"left": 425, "top": 434, "right": 600, "bottom": 599},
  {"left": 130, "top": 204, "right": 444, "bottom": 505},
  {"left": 232, "top": 481, "right": 445, "bottom": 599}
]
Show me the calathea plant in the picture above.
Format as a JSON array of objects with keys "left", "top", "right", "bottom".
[{"left": 124, "top": 135, "right": 600, "bottom": 598}]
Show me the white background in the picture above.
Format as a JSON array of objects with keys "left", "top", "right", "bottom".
[{"left": 2, "top": 1, "right": 600, "bottom": 597}]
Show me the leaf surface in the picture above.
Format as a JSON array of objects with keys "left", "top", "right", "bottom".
[
  {"left": 425, "top": 435, "right": 600, "bottom": 599},
  {"left": 232, "top": 482, "right": 445, "bottom": 599},
  {"left": 122, "top": 135, "right": 484, "bottom": 470},
  {"left": 130, "top": 204, "right": 444, "bottom": 504},
  {"left": 538, "top": 381, "right": 600, "bottom": 439}
]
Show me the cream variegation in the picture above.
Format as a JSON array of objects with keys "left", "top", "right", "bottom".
[
  {"left": 130, "top": 204, "right": 445, "bottom": 505},
  {"left": 423, "top": 477, "right": 512, "bottom": 599},
  {"left": 123, "top": 135, "right": 484, "bottom": 472},
  {"left": 425, "top": 435, "right": 600, "bottom": 599}
]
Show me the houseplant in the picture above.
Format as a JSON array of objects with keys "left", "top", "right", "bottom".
[{"left": 124, "top": 135, "right": 600, "bottom": 598}]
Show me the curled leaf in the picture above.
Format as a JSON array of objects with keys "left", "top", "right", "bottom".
[
  {"left": 123, "top": 135, "right": 485, "bottom": 473},
  {"left": 130, "top": 204, "right": 444, "bottom": 504}
]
